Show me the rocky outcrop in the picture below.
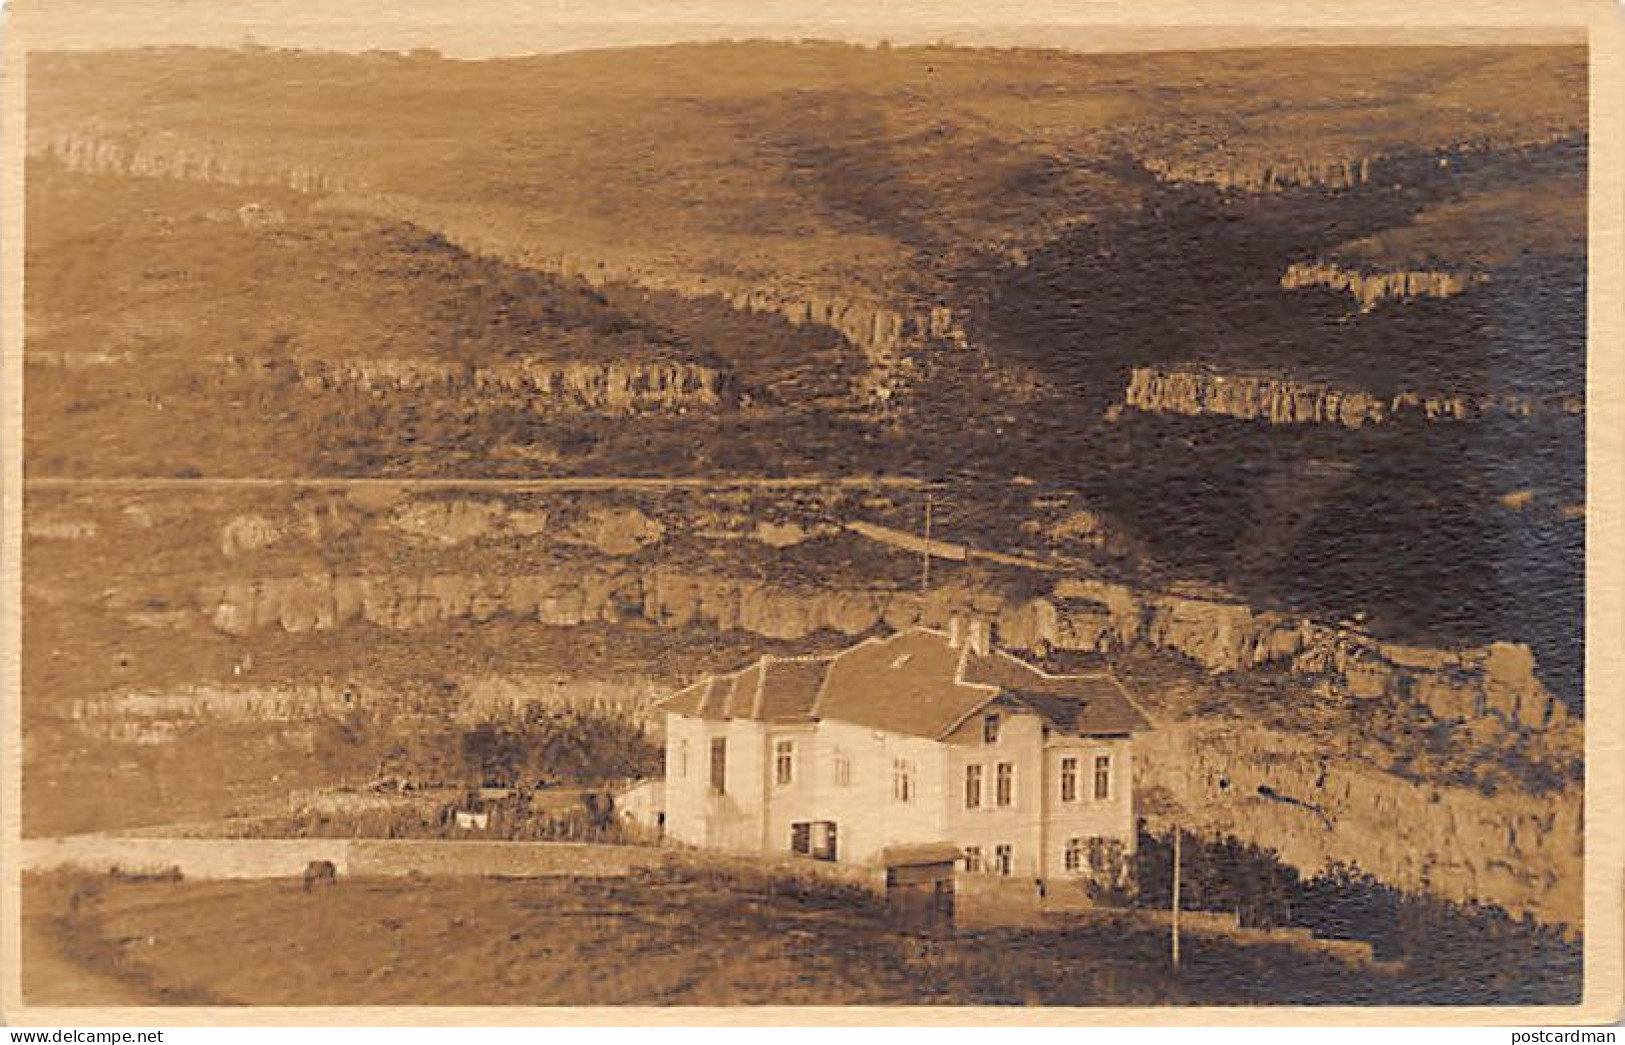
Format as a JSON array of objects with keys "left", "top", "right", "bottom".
[
  {"left": 220, "top": 514, "right": 287, "bottom": 556},
  {"left": 24, "top": 517, "right": 99, "bottom": 540},
  {"left": 28, "top": 129, "right": 355, "bottom": 194},
  {"left": 385, "top": 500, "right": 547, "bottom": 546},
  {"left": 1136, "top": 719, "right": 1582, "bottom": 925},
  {"left": 295, "top": 358, "right": 730, "bottom": 414},
  {"left": 1140, "top": 131, "right": 1576, "bottom": 194},
  {"left": 71, "top": 684, "right": 356, "bottom": 726},
  {"left": 1033, "top": 577, "right": 1574, "bottom": 736},
  {"left": 1125, "top": 367, "right": 1389, "bottom": 428},
  {"left": 565, "top": 508, "right": 666, "bottom": 557},
  {"left": 192, "top": 564, "right": 1575, "bottom": 744},
  {"left": 1124, "top": 367, "right": 1583, "bottom": 428},
  {"left": 1292, "top": 632, "right": 1569, "bottom": 732},
  {"left": 1281, "top": 261, "right": 1483, "bottom": 310},
  {"left": 1143, "top": 154, "right": 1376, "bottom": 193}
]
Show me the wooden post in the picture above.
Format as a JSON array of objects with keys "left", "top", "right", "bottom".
[
  {"left": 921, "top": 492, "right": 934, "bottom": 593},
  {"left": 1171, "top": 826, "right": 1182, "bottom": 970}
]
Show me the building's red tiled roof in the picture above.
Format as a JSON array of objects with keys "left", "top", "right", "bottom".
[{"left": 659, "top": 628, "right": 1152, "bottom": 739}]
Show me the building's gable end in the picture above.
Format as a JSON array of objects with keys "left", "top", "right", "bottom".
[{"left": 967, "top": 647, "right": 1152, "bottom": 736}]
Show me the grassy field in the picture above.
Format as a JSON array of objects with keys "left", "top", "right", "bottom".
[{"left": 22, "top": 868, "right": 1572, "bottom": 1007}]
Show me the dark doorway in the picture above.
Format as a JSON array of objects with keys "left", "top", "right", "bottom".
[{"left": 791, "top": 820, "right": 839, "bottom": 861}]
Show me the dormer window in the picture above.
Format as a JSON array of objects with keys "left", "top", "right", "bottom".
[{"left": 982, "top": 713, "right": 1001, "bottom": 744}]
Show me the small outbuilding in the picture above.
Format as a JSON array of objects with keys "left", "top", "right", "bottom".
[{"left": 881, "top": 842, "right": 963, "bottom": 927}]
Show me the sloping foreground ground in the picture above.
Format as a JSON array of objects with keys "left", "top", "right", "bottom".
[{"left": 23, "top": 870, "right": 1578, "bottom": 1007}]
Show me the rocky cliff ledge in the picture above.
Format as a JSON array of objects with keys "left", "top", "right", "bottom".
[
  {"left": 192, "top": 564, "right": 1576, "bottom": 741},
  {"left": 1136, "top": 719, "right": 1580, "bottom": 926},
  {"left": 1124, "top": 367, "right": 1582, "bottom": 428},
  {"left": 1143, "top": 154, "right": 1376, "bottom": 192},
  {"left": 294, "top": 359, "right": 730, "bottom": 414},
  {"left": 1281, "top": 261, "right": 1482, "bottom": 310},
  {"left": 29, "top": 129, "right": 355, "bottom": 194},
  {"left": 1138, "top": 131, "right": 1575, "bottom": 194}
]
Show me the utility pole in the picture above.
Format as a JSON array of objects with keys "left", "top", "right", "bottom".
[
  {"left": 921, "top": 491, "right": 934, "bottom": 593},
  {"left": 1171, "top": 825, "right": 1182, "bottom": 971}
]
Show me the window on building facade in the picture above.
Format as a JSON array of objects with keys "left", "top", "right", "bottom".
[
  {"left": 1064, "top": 837, "right": 1083, "bottom": 873},
  {"left": 995, "top": 761, "right": 1014, "bottom": 807},
  {"left": 964, "top": 846, "right": 982, "bottom": 873},
  {"left": 1060, "top": 756, "right": 1078, "bottom": 802},
  {"left": 774, "top": 739, "right": 794, "bottom": 786},
  {"left": 983, "top": 713, "right": 1001, "bottom": 744},
  {"left": 964, "top": 764, "right": 983, "bottom": 809},
  {"left": 710, "top": 737, "right": 727, "bottom": 795},
  {"left": 1094, "top": 754, "right": 1111, "bottom": 800},
  {"left": 834, "top": 753, "right": 852, "bottom": 787},
  {"left": 892, "top": 758, "right": 915, "bottom": 802},
  {"left": 676, "top": 738, "right": 689, "bottom": 779},
  {"left": 994, "top": 843, "right": 1013, "bottom": 876}
]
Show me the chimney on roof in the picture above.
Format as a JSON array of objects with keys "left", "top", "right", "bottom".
[
  {"left": 948, "top": 616, "right": 964, "bottom": 649},
  {"left": 967, "top": 618, "right": 990, "bottom": 657}
]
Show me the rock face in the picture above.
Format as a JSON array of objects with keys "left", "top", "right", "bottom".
[
  {"left": 29, "top": 129, "right": 355, "bottom": 194},
  {"left": 1140, "top": 130, "right": 1574, "bottom": 194},
  {"left": 193, "top": 565, "right": 1574, "bottom": 740},
  {"left": 1125, "top": 367, "right": 1389, "bottom": 428},
  {"left": 1281, "top": 261, "right": 1482, "bottom": 310},
  {"left": 385, "top": 500, "right": 547, "bottom": 545},
  {"left": 295, "top": 359, "right": 730, "bottom": 414},
  {"left": 1144, "top": 153, "right": 1376, "bottom": 192},
  {"left": 1124, "top": 367, "right": 1582, "bottom": 428},
  {"left": 1136, "top": 720, "right": 1581, "bottom": 926}
]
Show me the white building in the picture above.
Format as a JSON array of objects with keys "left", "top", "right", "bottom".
[{"left": 657, "top": 620, "right": 1153, "bottom": 886}]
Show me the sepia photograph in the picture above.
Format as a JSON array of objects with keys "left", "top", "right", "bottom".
[{"left": 2, "top": 0, "right": 1621, "bottom": 1025}]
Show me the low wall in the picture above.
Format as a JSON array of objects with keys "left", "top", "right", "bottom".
[
  {"left": 21, "top": 835, "right": 883, "bottom": 889},
  {"left": 19, "top": 837, "right": 353, "bottom": 878}
]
